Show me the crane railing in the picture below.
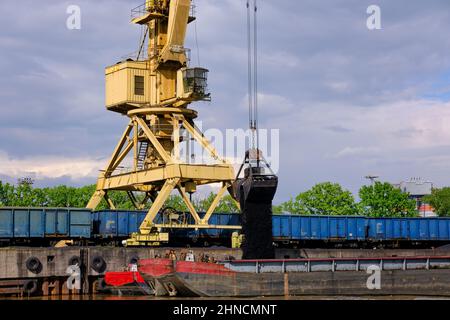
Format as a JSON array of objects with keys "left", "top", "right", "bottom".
[{"left": 131, "top": 2, "right": 196, "bottom": 20}]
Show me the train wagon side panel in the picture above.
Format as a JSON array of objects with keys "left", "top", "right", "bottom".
[
  {"left": 356, "top": 217, "right": 366, "bottom": 240},
  {"left": 14, "top": 209, "right": 31, "bottom": 237},
  {"left": 204, "top": 215, "right": 220, "bottom": 238},
  {"left": 272, "top": 215, "right": 290, "bottom": 240},
  {"left": 45, "top": 209, "right": 57, "bottom": 235},
  {"left": 320, "top": 217, "right": 329, "bottom": 240},
  {"left": 116, "top": 211, "right": 131, "bottom": 237},
  {"left": 127, "top": 211, "right": 139, "bottom": 235},
  {"left": 0, "top": 209, "right": 13, "bottom": 238},
  {"left": 309, "top": 216, "right": 321, "bottom": 240},
  {"left": 346, "top": 217, "right": 357, "bottom": 240},
  {"left": 299, "top": 216, "right": 312, "bottom": 240},
  {"left": 385, "top": 219, "right": 393, "bottom": 239},
  {"left": 428, "top": 219, "right": 439, "bottom": 240},
  {"left": 329, "top": 217, "right": 346, "bottom": 239},
  {"left": 438, "top": 219, "right": 450, "bottom": 240},
  {"left": 409, "top": 219, "right": 420, "bottom": 240},
  {"left": 367, "top": 218, "right": 386, "bottom": 240},
  {"left": 56, "top": 210, "right": 69, "bottom": 235},
  {"left": 401, "top": 219, "right": 409, "bottom": 239},
  {"left": 97, "top": 211, "right": 118, "bottom": 237},
  {"left": 69, "top": 209, "right": 91, "bottom": 238},
  {"left": 30, "top": 209, "right": 45, "bottom": 237},
  {"left": 419, "top": 219, "right": 430, "bottom": 240},
  {"left": 45, "top": 209, "right": 70, "bottom": 236},
  {"left": 329, "top": 217, "right": 337, "bottom": 238},
  {"left": 272, "top": 215, "right": 281, "bottom": 239},
  {"left": 290, "top": 215, "right": 301, "bottom": 240}
]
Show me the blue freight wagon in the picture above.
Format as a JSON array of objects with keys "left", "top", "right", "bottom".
[
  {"left": 0, "top": 208, "right": 91, "bottom": 245},
  {"left": 92, "top": 211, "right": 449, "bottom": 247},
  {"left": 271, "top": 215, "right": 367, "bottom": 242},
  {"left": 2, "top": 207, "right": 450, "bottom": 248},
  {"left": 271, "top": 214, "right": 450, "bottom": 248},
  {"left": 92, "top": 210, "right": 148, "bottom": 238},
  {"left": 366, "top": 217, "right": 450, "bottom": 241},
  {"left": 92, "top": 210, "right": 242, "bottom": 246}
]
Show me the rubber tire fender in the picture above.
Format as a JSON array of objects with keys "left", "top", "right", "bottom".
[
  {"left": 25, "top": 257, "right": 42, "bottom": 274},
  {"left": 23, "top": 279, "right": 39, "bottom": 295},
  {"left": 129, "top": 255, "right": 140, "bottom": 265},
  {"left": 91, "top": 255, "right": 107, "bottom": 273},
  {"left": 68, "top": 255, "right": 81, "bottom": 267}
]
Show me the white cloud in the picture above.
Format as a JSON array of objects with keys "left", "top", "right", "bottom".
[
  {"left": 0, "top": 150, "right": 102, "bottom": 181},
  {"left": 240, "top": 92, "right": 296, "bottom": 116},
  {"left": 333, "top": 146, "right": 381, "bottom": 158}
]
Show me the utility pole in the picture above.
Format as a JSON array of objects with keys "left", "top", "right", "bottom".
[{"left": 364, "top": 175, "right": 379, "bottom": 185}]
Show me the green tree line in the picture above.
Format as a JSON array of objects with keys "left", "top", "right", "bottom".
[
  {"left": 273, "top": 181, "right": 421, "bottom": 218},
  {"left": 2, "top": 179, "right": 449, "bottom": 217},
  {"left": 0, "top": 180, "right": 239, "bottom": 213}
]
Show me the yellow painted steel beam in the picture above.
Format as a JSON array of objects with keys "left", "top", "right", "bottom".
[
  {"left": 158, "top": 0, "right": 191, "bottom": 67},
  {"left": 128, "top": 107, "right": 197, "bottom": 119},
  {"left": 153, "top": 224, "right": 242, "bottom": 230},
  {"left": 104, "top": 191, "right": 116, "bottom": 210},
  {"left": 125, "top": 232, "right": 169, "bottom": 247},
  {"left": 139, "top": 178, "right": 180, "bottom": 234},
  {"left": 182, "top": 119, "right": 226, "bottom": 163},
  {"left": 100, "top": 163, "right": 234, "bottom": 190},
  {"left": 86, "top": 190, "right": 106, "bottom": 210},
  {"left": 172, "top": 117, "right": 180, "bottom": 162},
  {"left": 136, "top": 117, "right": 171, "bottom": 163},
  {"left": 201, "top": 183, "right": 228, "bottom": 224},
  {"left": 133, "top": 120, "right": 139, "bottom": 171},
  {"left": 127, "top": 191, "right": 141, "bottom": 209},
  {"left": 176, "top": 184, "right": 201, "bottom": 224},
  {"left": 109, "top": 140, "right": 134, "bottom": 175},
  {"left": 105, "top": 121, "right": 133, "bottom": 174}
]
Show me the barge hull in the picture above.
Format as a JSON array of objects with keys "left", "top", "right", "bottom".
[
  {"left": 152, "top": 269, "right": 450, "bottom": 297},
  {"left": 139, "top": 257, "right": 450, "bottom": 297}
]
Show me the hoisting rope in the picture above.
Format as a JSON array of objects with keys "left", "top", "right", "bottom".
[
  {"left": 193, "top": 0, "right": 201, "bottom": 66},
  {"left": 247, "top": 0, "right": 260, "bottom": 160}
]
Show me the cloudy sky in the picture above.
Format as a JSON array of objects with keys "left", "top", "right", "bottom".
[{"left": 1, "top": 0, "right": 450, "bottom": 204}]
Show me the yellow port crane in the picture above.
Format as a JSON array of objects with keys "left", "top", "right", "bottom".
[{"left": 87, "top": 0, "right": 241, "bottom": 246}]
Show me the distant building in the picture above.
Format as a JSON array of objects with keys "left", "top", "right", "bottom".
[{"left": 396, "top": 178, "right": 435, "bottom": 217}]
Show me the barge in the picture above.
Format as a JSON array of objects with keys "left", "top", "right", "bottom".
[{"left": 139, "top": 256, "right": 450, "bottom": 297}]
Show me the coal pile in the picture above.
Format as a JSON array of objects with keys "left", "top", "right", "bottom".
[{"left": 241, "top": 201, "right": 275, "bottom": 259}]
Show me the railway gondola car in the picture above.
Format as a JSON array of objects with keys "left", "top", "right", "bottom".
[
  {"left": 271, "top": 214, "right": 450, "bottom": 248},
  {"left": 0, "top": 207, "right": 91, "bottom": 246},
  {"left": 2, "top": 208, "right": 450, "bottom": 248}
]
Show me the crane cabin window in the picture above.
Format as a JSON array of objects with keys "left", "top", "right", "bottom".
[{"left": 134, "top": 75, "right": 145, "bottom": 96}]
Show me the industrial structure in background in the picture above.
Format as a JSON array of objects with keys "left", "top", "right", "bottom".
[
  {"left": 86, "top": 0, "right": 278, "bottom": 249},
  {"left": 366, "top": 176, "right": 435, "bottom": 217},
  {"left": 397, "top": 178, "right": 435, "bottom": 217}
]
